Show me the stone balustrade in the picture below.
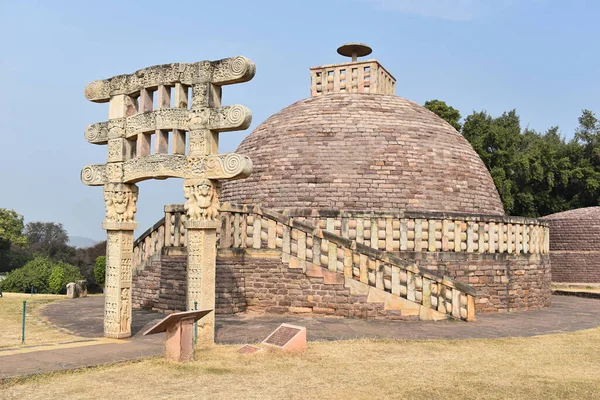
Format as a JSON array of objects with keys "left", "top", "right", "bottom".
[
  {"left": 134, "top": 204, "right": 548, "bottom": 271},
  {"left": 288, "top": 210, "right": 549, "bottom": 255},
  {"left": 134, "top": 203, "right": 489, "bottom": 320}
]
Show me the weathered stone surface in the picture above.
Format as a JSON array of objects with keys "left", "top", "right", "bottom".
[
  {"left": 66, "top": 282, "right": 78, "bottom": 299},
  {"left": 77, "top": 280, "right": 88, "bottom": 298}
]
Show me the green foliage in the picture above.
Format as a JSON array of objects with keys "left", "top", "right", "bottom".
[
  {"left": 0, "top": 256, "right": 53, "bottom": 293},
  {"left": 0, "top": 209, "right": 27, "bottom": 246},
  {"left": 24, "top": 221, "right": 69, "bottom": 258},
  {"left": 94, "top": 256, "right": 106, "bottom": 288},
  {"left": 48, "top": 266, "right": 65, "bottom": 293},
  {"left": 424, "top": 99, "right": 463, "bottom": 131},
  {"left": 48, "top": 263, "right": 82, "bottom": 294},
  {"left": 0, "top": 255, "right": 81, "bottom": 294},
  {"left": 460, "top": 106, "right": 600, "bottom": 217},
  {"left": 0, "top": 209, "right": 27, "bottom": 272}
]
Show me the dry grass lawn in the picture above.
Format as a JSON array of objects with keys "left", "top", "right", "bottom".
[
  {"left": 0, "top": 293, "right": 82, "bottom": 348},
  {"left": 2, "top": 328, "right": 600, "bottom": 399}
]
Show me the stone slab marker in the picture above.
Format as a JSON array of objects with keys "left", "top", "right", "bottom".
[
  {"left": 144, "top": 309, "right": 213, "bottom": 362},
  {"left": 81, "top": 57, "right": 255, "bottom": 340}
]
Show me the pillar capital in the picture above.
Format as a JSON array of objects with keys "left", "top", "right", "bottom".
[
  {"left": 103, "top": 183, "right": 138, "bottom": 225},
  {"left": 183, "top": 178, "right": 221, "bottom": 222}
]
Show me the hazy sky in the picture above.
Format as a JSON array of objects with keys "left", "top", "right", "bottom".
[{"left": 1, "top": 0, "right": 598, "bottom": 241}]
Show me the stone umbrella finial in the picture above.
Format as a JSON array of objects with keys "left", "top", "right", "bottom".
[{"left": 337, "top": 43, "right": 372, "bottom": 62}]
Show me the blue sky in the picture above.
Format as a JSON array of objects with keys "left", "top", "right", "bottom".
[{"left": 1, "top": 0, "right": 598, "bottom": 241}]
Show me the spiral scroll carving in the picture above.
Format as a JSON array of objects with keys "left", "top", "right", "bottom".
[
  {"left": 85, "top": 123, "right": 108, "bottom": 143},
  {"left": 81, "top": 165, "right": 105, "bottom": 186},
  {"left": 222, "top": 154, "right": 243, "bottom": 175},
  {"left": 225, "top": 105, "right": 245, "bottom": 126},
  {"left": 230, "top": 56, "right": 247, "bottom": 75},
  {"left": 85, "top": 125, "right": 99, "bottom": 142},
  {"left": 84, "top": 81, "right": 101, "bottom": 100}
]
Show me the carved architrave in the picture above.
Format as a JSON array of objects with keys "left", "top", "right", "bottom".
[
  {"left": 82, "top": 153, "right": 252, "bottom": 186},
  {"left": 85, "top": 105, "right": 251, "bottom": 145},
  {"left": 84, "top": 56, "right": 255, "bottom": 103}
]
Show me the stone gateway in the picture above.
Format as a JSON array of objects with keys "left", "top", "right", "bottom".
[{"left": 81, "top": 56, "right": 256, "bottom": 341}]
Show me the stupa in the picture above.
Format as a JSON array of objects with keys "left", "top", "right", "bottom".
[
  {"left": 542, "top": 207, "right": 600, "bottom": 283},
  {"left": 131, "top": 44, "right": 552, "bottom": 320}
]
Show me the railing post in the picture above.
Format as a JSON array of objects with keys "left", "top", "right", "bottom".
[{"left": 22, "top": 300, "right": 27, "bottom": 344}]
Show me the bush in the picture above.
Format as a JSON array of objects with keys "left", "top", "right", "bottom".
[
  {"left": 94, "top": 256, "right": 105, "bottom": 288},
  {"left": 0, "top": 256, "right": 82, "bottom": 294},
  {"left": 48, "top": 262, "right": 82, "bottom": 294},
  {"left": 48, "top": 266, "right": 65, "bottom": 293}
]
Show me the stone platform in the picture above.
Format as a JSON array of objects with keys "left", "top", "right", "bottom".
[{"left": 1, "top": 295, "right": 599, "bottom": 381}]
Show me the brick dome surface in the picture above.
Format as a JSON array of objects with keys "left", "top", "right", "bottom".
[
  {"left": 543, "top": 207, "right": 600, "bottom": 251},
  {"left": 542, "top": 207, "right": 600, "bottom": 283},
  {"left": 222, "top": 94, "right": 504, "bottom": 215}
]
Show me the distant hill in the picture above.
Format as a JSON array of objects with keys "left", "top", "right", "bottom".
[{"left": 68, "top": 236, "right": 99, "bottom": 249}]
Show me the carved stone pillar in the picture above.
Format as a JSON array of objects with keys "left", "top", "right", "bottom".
[
  {"left": 102, "top": 183, "right": 138, "bottom": 338},
  {"left": 184, "top": 178, "right": 220, "bottom": 345}
]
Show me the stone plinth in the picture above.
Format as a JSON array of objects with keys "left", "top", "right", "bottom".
[
  {"left": 144, "top": 309, "right": 212, "bottom": 363},
  {"left": 310, "top": 60, "right": 395, "bottom": 96}
]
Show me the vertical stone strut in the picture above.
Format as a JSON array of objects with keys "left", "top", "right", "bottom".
[
  {"left": 183, "top": 80, "right": 240, "bottom": 345},
  {"left": 103, "top": 95, "right": 138, "bottom": 339},
  {"left": 81, "top": 57, "right": 255, "bottom": 340}
]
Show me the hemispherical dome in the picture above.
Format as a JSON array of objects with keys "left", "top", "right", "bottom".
[
  {"left": 222, "top": 94, "right": 504, "bottom": 215},
  {"left": 543, "top": 207, "right": 600, "bottom": 251}
]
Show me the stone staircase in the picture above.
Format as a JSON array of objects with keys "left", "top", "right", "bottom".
[{"left": 133, "top": 204, "right": 477, "bottom": 321}]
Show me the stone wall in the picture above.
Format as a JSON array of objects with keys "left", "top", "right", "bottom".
[
  {"left": 133, "top": 250, "right": 444, "bottom": 320},
  {"left": 543, "top": 207, "right": 600, "bottom": 283},
  {"left": 548, "top": 252, "right": 600, "bottom": 283},
  {"left": 406, "top": 252, "right": 551, "bottom": 312},
  {"left": 132, "top": 249, "right": 551, "bottom": 316},
  {"left": 132, "top": 254, "right": 187, "bottom": 313}
]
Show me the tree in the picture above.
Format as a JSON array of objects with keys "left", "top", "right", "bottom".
[
  {"left": 0, "top": 209, "right": 27, "bottom": 247},
  {"left": 48, "top": 262, "right": 83, "bottom": 294},
  {"left": 460, "top": 107, "right": 600, "bottom": 217},
  {"left": 24, "top": 221, "right": 69, "bottom": 257},
  {"left": 462, "top": 109, "right": 524, "bottom": 214},
  {"left": 94, "top": 256, "right": 106, "bottom": 288},
  {"left": 0, "top": 209, "right": 27, "bottom": 272},
  {"left": 424, "top": 99, "right": 463, "bottom": 131}
]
